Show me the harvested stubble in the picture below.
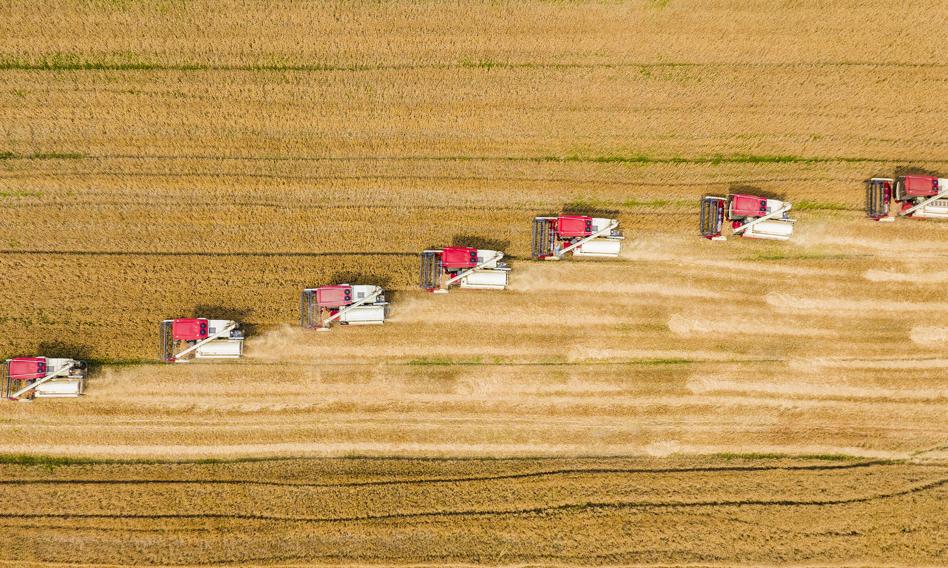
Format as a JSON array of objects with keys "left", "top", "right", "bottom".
[{"left": 0, "top": 456, "right": 945, "bottom": 565}]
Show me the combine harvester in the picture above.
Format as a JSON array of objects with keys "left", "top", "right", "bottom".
[
  {"left": 159, "top": 318, "right": 244, "bottom": 362},
  {"left": 866, "top": 175, "right": 948, "bottom": 222},
  {"left": 420, "top": 246, "right": 510, "bottom": 293},
  {"left": 700, "top": 193, "right": 795, "bottom": 241},
  {"left": 532, "top": 214, "right": 624, "bottom": 260},
  {"left": 300, "top": 284, "right": 388, "bottom": 330},
  {"left": 1, "top": 357, "right": 85, "bottom": 400}
]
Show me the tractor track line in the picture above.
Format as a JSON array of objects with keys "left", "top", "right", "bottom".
[
  {"left": 7, "top": 152, "right": 948, "bottom": 165},
  {"left": 0, "top": 250, "right": 418, "bottom": 258},
  {"left": 1, "top": 60, "right": 945, "bottom": 74},
  {"left": 0, "top": 460, "right": 907, "bottom": 488},
  {"left": 1, "top": 478, "right": 944, "bottom": 524},
  {"left": 0, "top": 170, "right": 860, "bottom": 187},
  {"left": 0, "top": 202, "right": 699, "bottom": 216}
]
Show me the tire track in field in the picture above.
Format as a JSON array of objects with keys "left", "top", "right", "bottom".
[
  {"left": 0, "top": 250, "right": 418, "bottom": 258},
  {"left": 0, "top": 170, "right": 859, "bottom": 187},
  {"left": 3, "top": 60, "right": 947, "bottom": 73},
  {"left": 0, "top": 459, "right": 900, "bottom": 488},
  {"left": 9, "top": 152, "right": 948, "bottom": 165},
  {"left": 2, "top": 478, "right": 944, "bottom": 524}
]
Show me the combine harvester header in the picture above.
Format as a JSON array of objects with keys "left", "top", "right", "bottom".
[
  {"left": 866, "top": 175, "right": 948, "bottom": 221},
  {"left": 301, "top": 284, "right": 388, "bottom": 330},
  {"left": 420, "top": 247, "right": 510, "bottom": 293},
  {"left": 700, "top": 194, "right": 795, "bottom": 241},
  {"left": 160, "top": 318, "right": 244, "bottom": 362},
  {"left": 1, "top": 357, "right": 85, "bottom": 400},
  {"left": 532, "top": 215, "right": 623, "bottom": 259}
]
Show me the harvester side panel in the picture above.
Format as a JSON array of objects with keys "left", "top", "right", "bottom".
[{"left": 419, "top": 251, "right": 442, "bottom": 290}]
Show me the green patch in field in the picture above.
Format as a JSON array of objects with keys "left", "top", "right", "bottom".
[
  {"left": 0, "top": 51, "right": 154, "bottom": 71},
  {"left": 461, "top": 58, "right": 500, "bottom": 70},
  {"left": 407, "top": 356, "right": 483, "bottom": 366},
  {"left": 745, "top": 252, "right": 866, "bottom": 261},
  {"left": 0, "top": 151, "right": 84, "bottom": 160},
  {"left": 712, "top": 452, "right": 867, "bottom": 462},
  {"left": 543, "top": 153, "right": 816, "bottom": 166},
  {"left": 623, "top": 198, "right": 678, "bottom": 208},
  {"left": 0, "top": 191, "right": 42, "bottom": 198},
  {"left": 0, "top": 454, "right": 94, "bottom": 471},
  {"left": 634, "top": 357, "right": 691, "bottom": 366},
  {"left": 793, "top": 199, "right": 854, "bottom": 211}
]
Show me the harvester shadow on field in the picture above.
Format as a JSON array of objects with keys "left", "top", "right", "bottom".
[
  {"left": 191, "top": 305, "right": 258, "bottom": 339},
  {"left": 35, "top": 340, "right": 102, "bottom": 375},
  {"left": 561, "top": 200, "right": 621, "bottom": 219},
  {"left": 328, "top": 271, "right": 398, "bottom": 304},
  {"left": 451, "top": 234, "right": 511, "bottom": 253},
  {"left": 893, "top": 165, "right": 943, "bottom": 178},
  {"left": 449, "top": 234, "right": 519, "bottom": 261},
  {"left": 728, "top": 183, "right": 787, "bottom": 202}
]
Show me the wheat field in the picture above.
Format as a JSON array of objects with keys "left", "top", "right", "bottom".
[{"left": 0, "top": 0, "right": 946, "bottom": 565}]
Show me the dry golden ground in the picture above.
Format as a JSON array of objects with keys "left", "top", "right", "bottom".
[
  {"left": 0, "top": 456, "right": 945, "bottom": 565},
  {"left": 0, "top": 1, "right": 946, "bottom": 564}
]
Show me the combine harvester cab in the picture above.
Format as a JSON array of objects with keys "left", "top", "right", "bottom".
[
  {"left": 700, "top": 194, "right": 795, "bottom": 241},
  {"left": 160, "top": 318, "right": 244, "bottom": 362},
  {"left": 420, "top": 246, "right": 510, "bottom": 293},
  {"left": 532, "top": 215, "right": 623, "bottom": 260},
  {"left": 866, "top": 175, "right": 948, "bottom": 222},
  {"left": 300, "top": 284, "right": 388, "bottom": 331},
  {"left": 1, "top": 357, "right": 86, "bottom": 401}
]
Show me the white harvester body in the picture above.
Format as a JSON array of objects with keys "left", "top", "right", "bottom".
[
  {"left": 301, "top": 284, "right": 388, "bottom": 330},
  {"left": 532, "top": 215, "right": 624, "bottom": 259},
  {"left": 700, "top": 194, "right": 795, "bottom": 241},
  {"left": 420, "top": 247, "right": 510, "bottom": 292},
  {"left": 160, "top": 318, "right": 244, "bottom": 363},
  {"left": 867, "top": 176, "right": 948, "bottom": 221},
  {"left": 1, "top": 357, "right": 86, "bottom": 400}
]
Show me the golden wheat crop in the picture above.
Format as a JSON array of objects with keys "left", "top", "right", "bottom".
[
  {"left": 0, "top": 1, "right": 946, "bottom": 564},
  {"left": 0, "top": 456, "right": 944, "bottom": 565}
]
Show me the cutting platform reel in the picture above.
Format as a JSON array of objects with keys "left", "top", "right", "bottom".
[
  {"left": 420, "top": 247, "right": 510, "bottom": 293},
  {"left": 699, "top": 194, "right": 795, "bottom": 241},
  {"left": 301, "top": 284, "right": 388, "bottom": 330}
]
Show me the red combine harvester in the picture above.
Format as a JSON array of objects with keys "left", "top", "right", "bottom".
[
  {"left": 300, "top": 284, "right": 388, "bottom": 331},
  {"left": 1, "top": 357, "right": 85, "bottom": 400},
  {"left": 159, "top": 318, "right": 244, "bottom": 362},
  {"left": 866, "top": 175, "right": 948, "bottom": 221},
  {"left": 700, "top": 194, "right": 795, "bottom": 241},
  {"left": 531, "top": 215, "right": 624, "bottom": 259},
  {"left": 420, "top": 247, "right": 510, "bottom": 293}
]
